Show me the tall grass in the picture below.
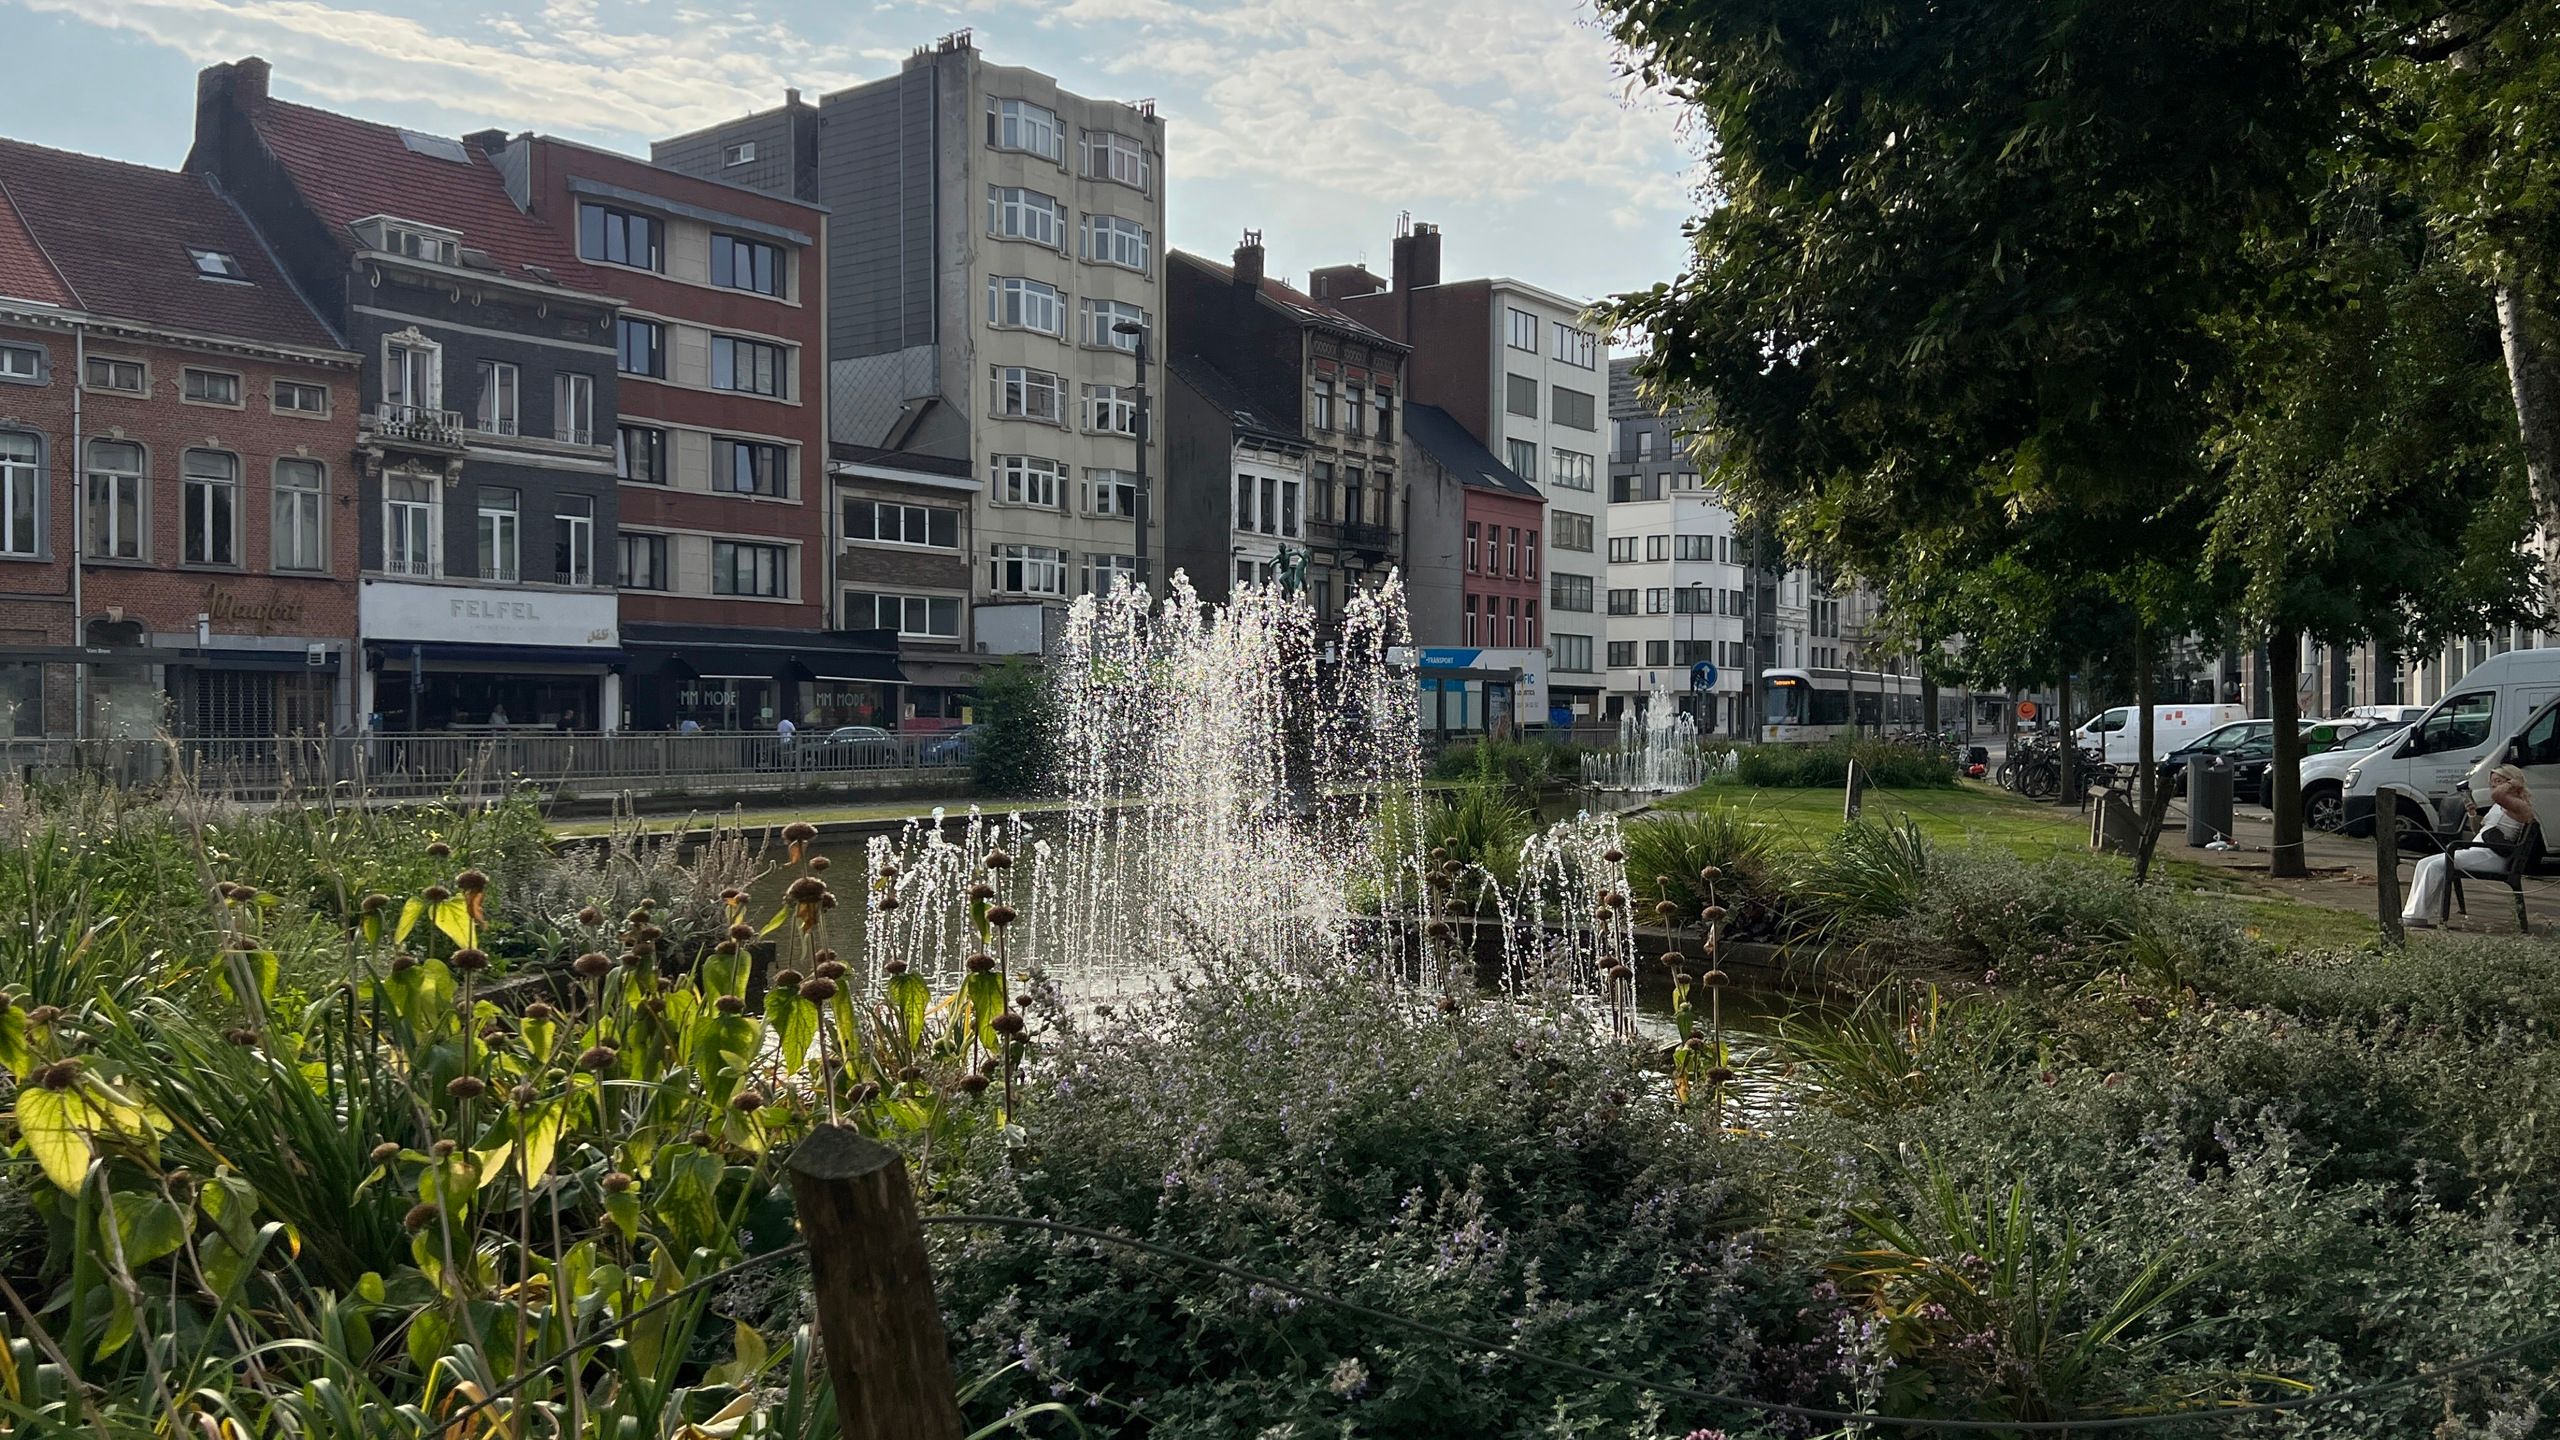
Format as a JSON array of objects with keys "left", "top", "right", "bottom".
[
  {"left": 1730, "top": 738, "right": 1957, "bottom": 790},
  {"left": 1617, "top": 804, "right": 1776, "bottom": 914}
]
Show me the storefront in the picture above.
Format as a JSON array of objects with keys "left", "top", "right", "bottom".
[
  {"left": 619, "top": 624, "right": 903, "bottom": 733},
  {"left": 1415, "top": 647, "right": 1547, "bottom": 739},
  {"left": 359, "top": 580, "right": 621, "bottom": 732}
]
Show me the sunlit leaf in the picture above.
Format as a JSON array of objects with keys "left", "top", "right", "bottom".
[
  {"left": 394, "top": 896, "right": 427, "bottom": 945},
  {"left": 12, "top": 1087, "right": 93, "bottom": 1191}
]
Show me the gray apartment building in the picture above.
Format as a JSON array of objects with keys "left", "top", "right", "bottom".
[{"left": 656, "top": 32, "right": 1167, "bottom": 658}]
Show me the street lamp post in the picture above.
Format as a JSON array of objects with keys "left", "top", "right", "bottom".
[
  {"left": 1111, "top": 320, "right": 1152, "bottom": 594},
  {"left": 1684, "top": 580, "right": 1706, "bottom": 724}
]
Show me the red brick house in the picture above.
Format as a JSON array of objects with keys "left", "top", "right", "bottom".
[{"left": 0, "top": 137, "right": 360, "bottom": 739}]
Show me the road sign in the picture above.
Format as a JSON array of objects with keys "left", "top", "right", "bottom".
[
  {"left": 1689, "top": 660, "right": 1718, "bottom": 691},
  {"left": 2016, "top": 700, "right": 2040, "bottom": 722}
]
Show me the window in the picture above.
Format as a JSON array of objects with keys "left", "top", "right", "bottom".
[
  {"left": 1608, "top": 536, "right": 1636, "bottom": 563},
  {"left": 1310, "top": 378, "right": 1335, "bottom": 431},
  {"left": 1505, "top": 526, "right": 1520, "bottom": 576},
  {"left": 178, "top": 450, "right": 241, "bottom": 566},
  {"left": 1505, "top": 373, "right": 1538, "bottom": 418},
  {"left": 378, "top": 221, "right": 458, "bottom": 266},
  {"left": 712, "top": 234, "right": 784, "bottom": 295},
  {"left": 474, "top": 360, "right": 519, "bottom": 435},
  {"left": 1083, "top": 214, "right": 1150, "bottom": 271},
  {"left": 1524, "top": 599, "right": 1538, "bottom": 646},
  {"left": 554, "top": 373, "right": 596, "bottom": 445},
  {"left": 713, "top": 541, "right": 789, "bottom": 597},
  {"left": 717, "top": 438, "right": 790, "bottom": 497},
  {"left": 1373, "top": 389, "right": 1394, "bottom": 441},
  {"left": 1344, "top": 384, "right": 1367, "bottom": 436},
  {"left": 846, "top": 501, "right": 962, "bottom": 548},
  {"left": 1552, "top": 451, "right": 1595, "bottom": 490},
  {"left": 1646, "top": 534, "right": 1669, "bottom": 562},
  {"left": 182, "top": 368, "right": 241, "bottom": 406},
  {"left": 1083, "top": 471, "right": 1139, "bottom": 518},
  {"left": 1636, "top": 431, "right": 1655, "bottom": 460},
  {"left": 1606, "top": 587, "right": 1638, "bottom": 615},
  {"left": 1465, "top": 522, "right": 1480, "bottom": 573},
  {"left": 1646, "top": 639, "right": 1671, "bottom": 666},
  {"left": 1553, "top": 512, "right": 1593, "bottom": 552},
  {"left": 81, "top": 440, "right": 143, "bottom": 560},
  {"left": 1670, "top": 471, "right": 1702, "bottom": 491},
  {"left": 992, "top": 454, "right": 1064, "bottom": 508},
  {"left": 476, "top": 487, "right": 520, "bottom": 582},
  {"left": 385, "top": 475, "right": 437, "bottom": 576},
  {"left": 1082, "top": 553, "right": 1139, "bottom": 594},
  {"left": 1552, "top": 386, "right": 1597, "bottom": 430},
  {"left": 986, "top": 277, "right": 1064, "bottom": 335},
  {"left": 1674, "top": 586, "right": 1708, "bottom": 614},
  {"left": 1676, "top": 534, "right": 1712, "bottom": 561},
  {"left": 1506, "top": 308, "right": 1539, "bottom": 351},
  {"left": 578, "top": 202, "right": 662, "bottom": 271},
  {"left": 1610, "top": 471, "right": 1663, "bottom": 503},
  {"left": 1310, "top": 461, "right": 1334, "bottom": 522},
  {"left": 1465, "top": 595, "right": 1478, "bottom": 646},
  {"left": 617, "top": 318, "right": 665, "bottom": 378},
  {"left": 2410, "top": 692, "right": 2497, "bottom": 756},
  {"left": 1085, "top": 131, "right": 1151, "bottom": 189},
  {"left": 0, "top": 343, "right": 39, "bottom": 382},
  {"left": 189, "top": 248, "right": 246, "bottom": 280},
  {"left": 988, "top": 98, "right": 1065, "bottom": 161},
  {"left": 85, "top": 356, "right": 145, "bottom": 394},
  {"left": 1608, "top": 641, "right": 1638, "bottom": 668},
  {"left": 1646, "top": 587, "right": 1670, "bottom": 614},
  {"left": 722, "top": 141, "right": 758, "bottom": 167},
  {"left": 1342, "top": 467, "right": 1365, "bottom": 525},
  {"left": 273, "top": 459, "right": 325, "bottom": 572},
  {"left": 617, "top": 425, "right": 667, "bottom": 484},
  {"left": 711, "top": 337, "right": 785, "bottom": 397},
  {"left": 1505, "top": 439, "right": 1537, "bottom": 481},
  {"left": 1505, "top": 598, "right": 1521, "bottom": 647},
  {"left": 273, "top": 379, "right": 329, "bottom": 415},
  {"left": 1085, "top": 299, "right": 1146, "bottom": 350},
  {"left": 987, "top": 187, "right": 1066, "bottom": 248},
  {"left": 556, "top": 495, "right": 594, "bottom": 586},
  {"left": 0, "top": 433, "right": 34, "bottom": 556},
  {"left": 990, "top": 366, "right": 1066, "bottom": 424},
  {"left": 988, "top": 543, "right": 1066, "bottom": 595},
  {"left": 850, "top": 591, "right": 963, "bottom": 639},
  {"left": 1084, "top": 383, "right": 1138, "bottom": 435},
  {"left": 618, "top": 532, "right": 668, "bottom": 589},
  {"left": 384, "top": 338, "right": 438, "bottom": 412},
  {"left": 1551, "top": 323, "right": 1597, "bottom": 368},
  {"left": 1552, "top": 574, "right": 1595, "bottom": 612},
  {"left": 1554, "top": 634, "right": 1595, "bottom": 673}
]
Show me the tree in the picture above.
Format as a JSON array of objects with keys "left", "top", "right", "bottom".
[{"left": 970, "top": 659, "right": 1053, "bottom": 798}]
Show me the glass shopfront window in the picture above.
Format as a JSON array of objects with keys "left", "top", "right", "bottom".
[
  {"left": 804, "top": 681, "right": 891, "bottom": 729},
  {"left": 673, "top": 676, "right": 777, "bottom": 732},
  {"left": 0, "top": 663, "right": 42, "bottom": 737}
]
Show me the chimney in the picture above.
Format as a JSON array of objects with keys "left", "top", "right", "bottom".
[
  {"left": 464, "top": 128, "right": 508, "bottom": 153},
  {"left": 1392, "top": 221, "right": 1441, "bottom": 293},
  {"left": 233, "top": 56, "right": 271, "bottom": 107},
  {"left": 1309, "top": 264, "right": 1385, "bottom": 304},
  {"left": 786, "top": 87, "right": 803, "bottom": 109},
  {"left": 1233, "top": 230, "right": 1265, "bottom": 290}
]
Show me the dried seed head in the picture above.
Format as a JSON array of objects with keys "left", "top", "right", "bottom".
[
  {"left": 1653, "top": 900, "right": 1679, "bottom": 918},
  {"left": 601, "top": 1171, "right": 635, "bottom": 1193},
  {"left": 1436, "top": 995, "right": 1460, "bottom": 1014},
  {"left": 454, "top": 869, "right": 489, "bottom": 895},
  {"left": 390, "top": 955, "right": 418, "bottom": 975},
  {"left": 621, "top": 950, "right": 649, "bottom": 970},
  {"left": 640, "top": 996, "right": 666, "bottom": 1016},
  {"left": 1706, "top": 1066, "right": 1736, "bottom": 1085},
  {"left": 577, "top": 1045, "right": 618, "bottom": 1072},
  {"left": 898, "top": 1064, "right": 924, "bottom": 1083},
  {"left": 1430, "top": 847, "right": 1450, "bottom": 863},
  {"left": 1684, "top": 1035, "right": 1710, "bottom": 1053},
  {"left": 883, "top": 958, "right": 910, "bottom": 976},
  {"left": 785, "top": 877, "right": 828, "bottom": 904},
  {"left": 27, "top": 1005, "right": 62, "bottom": 1026},
  {"left": 1600, "top": 892, "right": 1625, "bottom": 910},
  {"left": 511, "top": 1084, "right": 539, "bottom": 1107},
  {"left": 812, "top": 948, "right": 839, "bottom": 965},
  {"left": 688, "top": 1130, "right": 717, "bottom": 1148},
  {"left": 573, "top": 952, "right": 612, "bottom": 978},
  {"left": 638, "top": 924, "right": 664, "bottom": 943},
  {"left": 426, "top": 842, "right": 452, "bottom": 859},
  {"left": 1700, "top": 905, "right": 1728, "bottom": 923},
  {"left": 991, "top": 1011, "right": 1026, "bottom": 1037},
  {"left": 877, "top": 894, "right": 902, "bottom": 913},
  {"left": 968, "top": 882, "right": 997, "bottom": 902},
  {"left": 853, "top": 1082, "right": 881, "bottom": 1103},
  {"left": 1606, "top": 962, "right": 1633, "bottom": 980},
  {"left": 223, "top": 1027, "right": 260, "bottom": 1046},
  {"left": 986, "top": 904, "right": 1018, "bottom": 928},
  {"left": 772, "top": 968, "right": 805, "bottom": 992},
  {"left": 820, "top": 893, "right": 839, "bottom": 911},
  {"left": 728, "top": 922, "right": 756, "bottom": 943},
  {"left": 1425, "top": 920, "right": 1455, "bottom": 939},
  {"left": 446, "top": 1075, "right": 488, "bottom": 1099},
  {"left": 369, "top": 1141, "right": 402, "bottom": 1163},
  {"left": 523, "top": 1001, "right": 557, "bottom": 1022},
  {"left": 1702, "top": 970, "right": 1729, "bottom": 987},
  {"left": 361, "top": 892, "right": 391, "bottom": 914},
  {"left": 430, "top": 1139, "right": 458, "bottom": 1158},
  {"left": 713, "top": 939, "right": 739, "bottom": 957},
  {"left": 781, "top": 822, "right": 820, "bottom": 845},
  {"left": 797, "top": 977, "right": 839, "bottom": 1002},
  {"left": 984, "top": 848, "right": 1014, "bottom": 871},
  {"left": 422, "top": 885, "right": 451, "bottom": 904},
  {"left": 959, "top": 1073, "right": 991, "bottom": 1095},
  {"left": 809, "top": 855, "right": 831, "bottom": 872},
  {"left": 1698, "top": 865, "right": 1723, "bottom": 882},
  {"left": 815, "top": 959, "right": 847, "bottom": 980},
  {"left": 576, "top": 906, "right": 604, "bottom": 928},
  {"left": 965, "top": 953, "right": 996, "bottom": 973},
  {"left": 451, "top": 948, "right": 489, "bottom": 973},
  {"left": 35, "top": 1059, "right": 81, "bottom": 1090},
  {"left": 403, "top": 1202, "right": 440, "bottom": 1231},
  {"left": 1602, "top": 848, "right": 1625, "bottom": 864},
  {"left": 731, "top": 1089, "right": 767, "bottom": 1112},
  {"left": 715, "top": 995, "right": 745, "bottom": 1015}
]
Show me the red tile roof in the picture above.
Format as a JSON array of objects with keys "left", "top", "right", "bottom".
[
  {"left": 244, "top": 98, "right": 604, "bottom": 292},
  {"left": 0, "top": 137, "right": 337, "bottom": 349}
]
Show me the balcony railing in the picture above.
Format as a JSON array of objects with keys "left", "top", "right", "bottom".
[
  {"left": 554, "top": 423, "right": 594, "bottom": 446},
  {"left": 370, "top": 402, "right": 466, "bottom": 449},
  {"left": 1336, "top": 522, "right": 1395, "bottom": 558}
]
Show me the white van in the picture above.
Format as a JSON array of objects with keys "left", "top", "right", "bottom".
[
  {"left": 2075, "top": 704, "right": 2247, "bottom": 768},
  {"left": 2464, "top": 692, "right": 2560, "bottom": 840},
  {"left": 2341, "top": 648, "right": 2560, "bottom": 838}
]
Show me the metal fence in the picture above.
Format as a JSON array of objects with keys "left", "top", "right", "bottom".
[{"left": 0, "top": 730, "right": 970, "bottom": 803}]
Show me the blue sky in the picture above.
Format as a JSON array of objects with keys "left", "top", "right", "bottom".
[{"left": 0, "top": 0, "right": 1702, "bottom": 306}]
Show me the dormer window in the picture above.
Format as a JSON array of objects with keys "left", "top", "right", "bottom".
[
  {"left": 354, "top": 216, "right": 461, "bottom": 266},
  {"left": 188, "top": 249, "right": 247, "bottom": 281}
]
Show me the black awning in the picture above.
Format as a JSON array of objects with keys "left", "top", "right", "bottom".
[
  {"left": 788, "top": 654, "right": 906, "bottom": 684},
  {"left": 620, "top": 626, "right": 905, "bottom": 684},
  {"left": 366, "top": 642, "right": 625, "bottom": 669}
]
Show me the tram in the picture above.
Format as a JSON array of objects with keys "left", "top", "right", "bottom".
[{"left": 1757, "top": 667, "right": 1931, "bottom": 743}]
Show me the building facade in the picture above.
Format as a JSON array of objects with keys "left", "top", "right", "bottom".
[
  {"left": 496, "top": 133, "right": 881, "bottom": 731},
  {"left": 830, "top": 443, "right": 979, "bottom": 727},
  {"left": 657, "top": 33, "right": 1166, "bottom": 657},
  {"left": 192, "top": 59, "right": 629, "bottom": 732},
  {"left": 1314, "top": 222, "right": 1606, "bottom": 721},
  {"left": 1404, "top": 402, "right": 1547, "bottom": 734},
  {"left": 1164, "top": 239, "right": 1406, "bottom": 619},
  {"left": 1163, "top": 350, "right": 1314, "bottom": 601},
  {"left": 0, "top": 136, "right": 362, "bottom": 739}
]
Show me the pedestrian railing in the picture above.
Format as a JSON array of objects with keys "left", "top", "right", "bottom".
[{"left": 0, "top": 730, "right": 969, "bottom": 803}]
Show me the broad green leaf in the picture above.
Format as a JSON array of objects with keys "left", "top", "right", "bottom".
[
  {"left": 704, "top": 1321, "right": 771, "bottom": 1388},
  {"left": 393, "top": 896, "right": 427, "bottom": 945},
  {"left": 357, "top": 1271, "right": 387, "bottom": 1304},
  {"left": 0, "top": 1007, "right": 27, "bottom": 1081},
  {"left": 604, "top": 1191, "right": 642, "bottom": 1246},
  {"left": 215, "top": 950, "right": 280, "bottom": 1014},
  {"left": 702, "top": 947, "right": 747, "bottom": 1001},
  {"left": 109, "top": 1192, "right": 191, "bottom": 1268},
  {"left": 431, "top": 897, "right": 475, "bottom": 950},
  {"left": 969, "top": 892, "right": 991, "bottom": 943},
  {"left": 404, "top": 1303, "right": 450, "bottom": 1373},
  {"left": 769, "top": 990, "right": 817, "bottom": 1074},
  {"left": 960, "top": 971, "right": 1007, "bottom": 1050},
  {"left": 651, "top": 1149, "right": 724, "bottom": 1250},
  {"left": 201, "top": 1172, "right": 261, "bottom": 1250},
  {"left": 521, "top": 1012, "right": 558, "bottom": 1065},
  {"left": 13, "top": 1088, "right": 94, "bottom": 1191},
  {"left": 886, "top": 973, "right": 930, "bottom": 1051},
  {"left": 515, "top": 1100, "right": 568, "bottom": 1183},
  {"left": 760, "top": 904, "right": 789, "bottom": 938},
  {"left": 360, "top": 911, "right": 383, "bottom": 947}
]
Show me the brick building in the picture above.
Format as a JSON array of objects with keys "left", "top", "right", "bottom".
[
  {"left": 1403, "top": 402, "right": 1547, "bottom": 735},
  {"left": 829, "top": 443, "right": 980, "bottom": 725},
  {"left": 492, "top": 133, "right": 895, "bottom": 731},
  {"left": 0, "top": 137, "right": 361, "bottom": 739},
  {"left": 191, "top": 59, "right": 630, "bottom": 732}
]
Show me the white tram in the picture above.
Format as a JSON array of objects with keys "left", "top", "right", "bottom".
[{"left": 1757, "top": 667, "right": 1932, "bottom": 743}]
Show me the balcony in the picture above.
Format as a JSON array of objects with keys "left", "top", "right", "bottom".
[
  {"left": 1336, "top": 522, "right": 1395, "bottom": 562},
  {"left": 367, "top": 402, "right": 466, "bottom": 452}
]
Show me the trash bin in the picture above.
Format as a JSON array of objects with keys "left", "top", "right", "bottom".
[{"left": 2186, "top": 755, "right": 2234, "bottom": 846}]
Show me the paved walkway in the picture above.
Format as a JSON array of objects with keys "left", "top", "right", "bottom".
[{"left": 2165, "top": 801, "right": 2557, "bottom": 937}]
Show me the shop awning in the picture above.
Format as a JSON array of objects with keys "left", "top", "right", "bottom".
[
  {"left": 365, "top": 642, "right": 625, "bottom": 669},
  {"left": 790, "top": 654, "right": 905, "bottom": 684},
  {"left": 899, "top": 659, "right": 988, "bottom": 689},
  {"left": 619, "top": 626, "right": 904, "bottom": 684}
]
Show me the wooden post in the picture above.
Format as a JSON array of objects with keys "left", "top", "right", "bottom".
[
  {"left": 1844, "top": 758, "right": 1865, "bottom": 822},
  {"left": 788, "top": 1126, "right": 968, "bottom": 1440},
  {"left": 2375, "top": 814, "right": 2404, "bottom": 947}
]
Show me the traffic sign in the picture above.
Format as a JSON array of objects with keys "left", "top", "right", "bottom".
[
  {"left": 2016, "top": 700, "right": 2040, "bottom": 722},
  {"left": 1689, "top": 660, "right": 1718, "bottom": 691}
]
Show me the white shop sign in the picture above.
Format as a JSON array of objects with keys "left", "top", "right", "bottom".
[{"left": 361, "top": 579, "right": 620, "bottom": 649}]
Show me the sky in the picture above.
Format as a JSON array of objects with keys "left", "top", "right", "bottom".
[{"left": 0, "top": 0, "right": 1705, "bottom": 307}]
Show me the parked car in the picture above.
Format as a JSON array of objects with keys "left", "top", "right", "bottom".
[
  {"left": 922, "top": 725, "right": 980, "bottom": 764},
  {"left": 2343, "top": 647, "right": 2560, "bottom": 839},
  {"left": 2160, "top": 719, "right": 2278, "bottom": 794},
  {"left": 2273, "top": 722, "right": 2407, "bottom": 826},
  {"left": 2076, "top": 703, "right": 2249, "bottom": 770},
  {"left": 805, "top": 725, "right": 898, "bottom": 769}
]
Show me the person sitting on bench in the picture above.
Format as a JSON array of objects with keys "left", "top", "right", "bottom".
[{"left": 2403, "top": 766, "right": 2535, "bottom": 928}]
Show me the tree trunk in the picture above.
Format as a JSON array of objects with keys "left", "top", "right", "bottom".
[
  {"left": 2134, "top": 621, "right": 2156, "bottom": 822},
  {"left": 2494, "top": 278, "right": 2560, "bottom": 575},
  {"left": 2057, "top": 669, "right": 2076, "bottom": 802},
  {"left": 2269, "top": 630, "right": 2308, "bottom": 879}
]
